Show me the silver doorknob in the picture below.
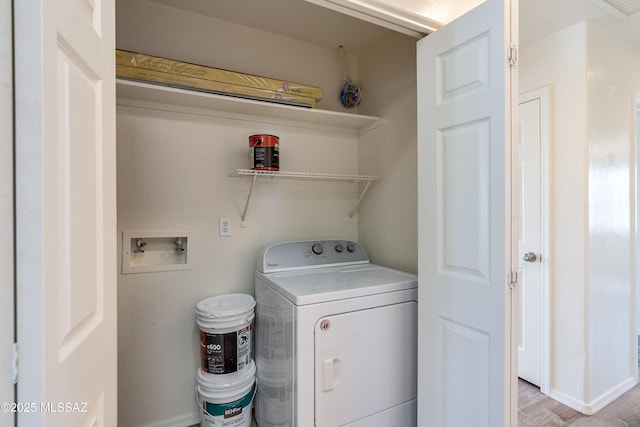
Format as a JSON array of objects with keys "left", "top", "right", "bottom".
[{"left": 523, "top": 252, "right": 537, "bottom": 263}]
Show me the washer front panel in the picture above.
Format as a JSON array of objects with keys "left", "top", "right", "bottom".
[
  {"left": 295, "top": 289, "right": 418, "bottom": 427},
  {"left": 314, "top": 301, "right": 418, "bottom": 426}
]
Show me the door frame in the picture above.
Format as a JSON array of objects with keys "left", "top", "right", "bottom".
[
  {"left": 518, "top": 86, "right": 551, "bottom": 395},
  {"left": 0, "top": 0, "right": 15, "bottom": 425},
  {"left": 634, "top": 93, "right": 639, "bottom": 375}
]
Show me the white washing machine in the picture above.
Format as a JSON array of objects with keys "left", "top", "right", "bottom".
[{"left": 254, "top": 240, "right": 418, "bottom": 427}]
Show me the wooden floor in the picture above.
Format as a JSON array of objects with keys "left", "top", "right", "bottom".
[{"left": 519, "top": 340, "right": 640, "bottom": 426}]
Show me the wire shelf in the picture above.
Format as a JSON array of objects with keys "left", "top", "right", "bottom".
[
  {"left": 228, "top": 169, "right": 380, "bottom": 222},
  {"left": 228, "top": 169, "right": 380, "bottom": 182}
]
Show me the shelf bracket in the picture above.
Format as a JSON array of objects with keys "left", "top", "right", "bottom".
[
  {"left": 349, "top": 180, "right": 373, "bottom": 218},
  {"left": 240, "top": 174, "right": 258, "bottom": 224}
]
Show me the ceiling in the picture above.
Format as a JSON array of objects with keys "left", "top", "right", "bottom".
[
  {"left": 520, "top": 0, "right": 640, "bottom": 50},
  {"left": 148, "top": 0, "right": 398, "bottom": 54},
  {"left": 149, "top": 0, "right": 640, "bottom": 53}
]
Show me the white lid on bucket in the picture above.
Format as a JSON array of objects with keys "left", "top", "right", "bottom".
[
  {"left": 197, "top": 360, "right": 256, "bottom": 394},
  {"left": 196, "top": 293, "right": 256, "bottom": 330}
]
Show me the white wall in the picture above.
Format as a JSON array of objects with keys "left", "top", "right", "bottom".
[
  {"left": 117, "top": 105, "right": 361, "bottom": 426},
  {"left": 520, "top": 21, "right": 640, "bottom": 413},
  {"left": 357, "top": 32, "right": 418, "bottom": 273},
  {"left": 585, "top": 23, "right": 640, "bottom": 407},
  {"left": 116, "top": 1, "right": 417, "bottom": 425}
]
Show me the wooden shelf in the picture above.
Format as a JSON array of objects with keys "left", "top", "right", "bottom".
[{"left": 116, "top": 79, "right": 383, "bottom": 133}]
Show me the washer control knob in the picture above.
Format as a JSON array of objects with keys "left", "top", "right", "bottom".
[
  {"left": 312, "top": 243, "right": 324, "bottom": 255},
  {"left": 346, "top": 243, "right": 356, "bottom": 253},
  {"left": 335, "top": 244, "right": 344, "bottom": 253}
]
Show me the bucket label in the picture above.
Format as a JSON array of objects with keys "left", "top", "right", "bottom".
[
  {"left": 202, "top": 384, "right": 256, "bottom": 427},
  {"left": 201, "top": 325, "right": 252, "bottom": 374}
]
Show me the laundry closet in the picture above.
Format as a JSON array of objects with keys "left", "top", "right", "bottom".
[{"left": 115, "top": 0, "right": 419, "bottom": 425}]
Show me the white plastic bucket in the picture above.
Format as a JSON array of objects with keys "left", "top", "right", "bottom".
[
  {"left": 196, "top": 294, "right": 256, "bottom": 375},
  {"left": 197, "top": 360, "right": 256, "bottom": 427}
]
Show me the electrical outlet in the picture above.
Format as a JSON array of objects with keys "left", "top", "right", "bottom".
[{"left": 219, "top": 218, "right": 232, "bottom": 236}]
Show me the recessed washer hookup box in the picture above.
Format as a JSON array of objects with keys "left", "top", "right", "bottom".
[{"left": 115, "top": 49, "right": 323, "bottom": 108}]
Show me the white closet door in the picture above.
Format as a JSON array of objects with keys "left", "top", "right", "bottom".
[
  {"left": 417, "top": 0, "right": 518, "bottom": 425},
  {"left": 14, "top": 0, "right": 117, "bottom": 425}
]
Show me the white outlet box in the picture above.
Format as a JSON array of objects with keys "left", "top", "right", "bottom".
[{"left": 219, "top": 218, "right": 232, "bottom": 236}]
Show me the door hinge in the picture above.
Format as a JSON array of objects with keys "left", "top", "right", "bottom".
[
  {"left": 509, "top": 271, "right": 518, "bottom": 289},
  {"left": 12, "top": 343, "right": 18, "bottom": 384},
  {"left": 508, "top": 44, "right": 518, "bottom": 67}
]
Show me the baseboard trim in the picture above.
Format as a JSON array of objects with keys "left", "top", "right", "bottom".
[
  {"left": 582, "top": 377, "right": 637, "bottom": 415},
  {"left": 549, "top": 376, "right": 637, "bottom": 415}
]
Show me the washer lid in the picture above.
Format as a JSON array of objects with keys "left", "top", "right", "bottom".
[{"left": 257, "top": 264, "right": 417, "bottom": 305}]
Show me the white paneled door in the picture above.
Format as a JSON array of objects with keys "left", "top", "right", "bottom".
[
  {"left": 517, "top": 94, "right": 543, "bottom": 387},
  {"left": 14, "top": 0, "right": 117, "bottom": 425},
  {"left": 417, "top": 0, "right": 518, "bottom": 425}
]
